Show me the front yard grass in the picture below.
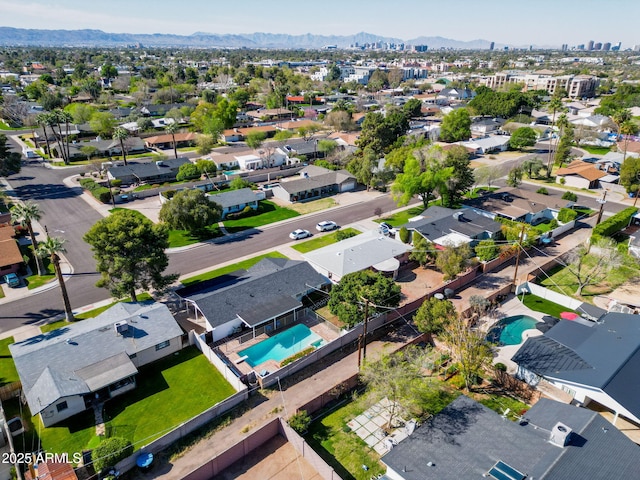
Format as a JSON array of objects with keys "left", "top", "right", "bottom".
[
  {"left": 521, "top": 293, "right": 575, "bottom": 318},
  {"left": 287, "top": 197, "right": 337, "bottom": 215},
  {"left": 12, "top": 347, "right": 236, "bottom": 457},
  {"left": 104, "top": 347, "right": 235, "bottom": 447},
  {"left": 222, "top": 200, "right": 299, "bottom": 232},
  {"left": 180, "top": 251, "right": 289, "bottom": 286},
  {"left": 291, "top": 228, "right": 361, "bottom": 254},
  {"left": 0, "top": 337, "right": 19, "bottom": 386},
  {"left": 375, "top": 206, "right": 424, "bottom": 227}
]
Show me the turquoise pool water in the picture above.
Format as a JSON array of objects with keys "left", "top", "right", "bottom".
[
  {"left": 486, "top": 315, "right": 538, "bottom": 346},
  {"left": 239, "top": 324, "right": 324, "bottom": 368}
]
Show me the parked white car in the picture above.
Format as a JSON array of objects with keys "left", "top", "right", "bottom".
[
  {"left": 289, "top": 229, "right": 312, "bottom": 240},
  {"left": 316, "top": 221, "right": 339, "bottom": 232}
]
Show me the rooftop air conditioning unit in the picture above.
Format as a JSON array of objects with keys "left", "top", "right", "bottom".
[
  {"left": 550, "top": 421, "right": 573, "bottom": 447},
  {"left": 114, "top": 321, "right": 129, "bottom": 335},
  {"left": 156, "top": 160, "right": 164, "bottom": 167}
]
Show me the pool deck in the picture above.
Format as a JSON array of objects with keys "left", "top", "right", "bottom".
[
  {"left": 215, "top": 314, "right": 341, "bottom": 377},
  {"left": 477, "top": 295, "right": 544, "bottom": 374}
]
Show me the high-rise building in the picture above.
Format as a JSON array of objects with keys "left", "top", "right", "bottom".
[
  {"left": 414, "top": 45, "right": 428, "bottom": 52},
  {"left": 489, "top": 41, "right": 495, "bottom": 51},
  {"left": 577, "top": 44, "right": 585, "bottom": 50},
  {"left": 603, "top": 42, "right": 611, "bottom": 51},
  {"left": 587, "top": 40, "right": 594, "bottom": 50},
  {"left": 594, "top": 42, "right": 602, "bottom": 50}
]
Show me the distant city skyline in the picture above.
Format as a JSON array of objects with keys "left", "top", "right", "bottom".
[{"left": 1, "top": 0, "right": 639, "bottom": 48}]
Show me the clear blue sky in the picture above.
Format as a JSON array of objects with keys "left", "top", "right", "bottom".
[{"left": 1, "top": 0, "right": 639, "bottom": 48}]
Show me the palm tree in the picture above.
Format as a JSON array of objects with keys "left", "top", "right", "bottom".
[
  {"left": 36, "top": 112, "right": 52, "bottom": 157},
  {"left": 10, "top": 201, "right": 44, "bottom": 276},
  {"left": 37, "top": 236, "right": 74, "bottom": 321},
  {"left": 611, "top": 108, "right": 632, "bottom": 142},
  {"left": 56, "top": 109, "right": 74, "bottom": 164},
  {"left": 165, "top": 122, "right": 179, "bottom": 159},
  {"left": 546, "top": 96, "right": 564, "bottom": 177},
  {"left": 112, "top": 127, "right": 129, "bottom": 165},
  {"left": 48, "top": 110, "right": 68, "bottom": 164},
  {"left": 620, "top": 120, "right": 639, "bottom": 163}
]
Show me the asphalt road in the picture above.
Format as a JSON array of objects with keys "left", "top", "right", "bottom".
[{"left": 0, "top": 140, "right": 628, "bottom": 332}]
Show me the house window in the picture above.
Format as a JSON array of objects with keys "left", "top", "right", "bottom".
[
  {"left": 155, "top": 340, "right": 170, "bottom": 351},
  {"left": 56, "top": 401, "right": 68, "bottom": 412}
]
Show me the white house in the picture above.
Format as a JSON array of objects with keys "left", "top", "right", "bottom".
[{"left": 9, "top": 302, "right": 184, "bottom": 427}]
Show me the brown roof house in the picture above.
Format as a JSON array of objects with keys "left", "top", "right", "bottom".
[
  {"left": 555, "top": 159, "right": 607, "bottom": 189},
  {"left": 270, "top": 165, "right": 357, "bottom": 203},
  {"left": 0, "top": 224, "right": 23, "bottom": 276}
]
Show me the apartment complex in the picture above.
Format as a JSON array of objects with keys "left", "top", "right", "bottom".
[{"left": 480, "top": 71, "right": 599, "bottom": 98}]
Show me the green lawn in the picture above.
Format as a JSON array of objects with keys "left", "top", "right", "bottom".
[
  {"left": 374, "top": 206, "right": 424, "bottom": 227},
  {"left": 0, "top": 337, "right": 19, "bottom": 386},
  {"left": 522, "top": 294, "right": 575, "bottom": 318},
  {"left": 306, "top": 382, "right": 459, "bottom": 480},
  {"left": 181, "top": 251, "right": 289, "bottom": 286},
  {"left": 580, "top": 145, "right": 612, "bottom": 155},
  {"left": 20, "top": 244, "right": 56, "bottom": 290},
  {"left": 104, "top": 347, "right": 235, "bottom": 447},
  {"left": 538, "top": 252, "right": 640, "bottom": 299},
  {"left": 0, "top": 285, "right": 4, "bottom": 299},
  {"left": 222, "top": 201, "right": 299, "bottom": 232},
  {"left": 291, "top": 228, "right": 361, "bottom": 254},
  {"left": 13, "top": 347, "right": 235, "bottom": 457}
]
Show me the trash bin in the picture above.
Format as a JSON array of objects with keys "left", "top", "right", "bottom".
[{"left": 136, "top": 452, "right": 153, "bottom": 471}]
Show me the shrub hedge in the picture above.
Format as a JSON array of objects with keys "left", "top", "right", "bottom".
[
  {"left": 592, "top": 206, "right": 637, "bottom": 239},
  {"left": 280, "top": 347, "right": 315, "bottom": 367},
  {"left": 557, "top": 208, "right": 577, "bottom": 223},
  {"left": 79, "top": 177, "right": 112, "bottom": 204}
]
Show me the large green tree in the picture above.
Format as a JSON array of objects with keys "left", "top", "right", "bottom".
[
  {"left": 509, "top": 127, "right": 537, "bottom": 150},
  {"left": 83, "top": 210, "right": 177, "bottom": 301},
  {"left": 159, "top": 189, "right": 222, "bottom": 234},
  {"left": 392, "top": 147, "right": 453, "bottom": 209},
  {"left": 328, "top": 270, "right": 401, "bottom": 328},
  {"left": 409, "top": 233, "right": 437, "bottom": 267},
  {"left": 89, "top": 111, "right": 117, "bottom": 138},
  {"left": 441, "top": 145, "right": 474, "bottom": 207},
  {"left": 435, "top": 243, "right": 471, "bottom": 281},
  {"left": 440, "top": 108, "right": 471, "bottom": 143},
  {"left": 414, "top": 297, "right": 456, "bottom": 336},
  {"left": 0, "top": 134, "right": 21, "bottom": 176}
]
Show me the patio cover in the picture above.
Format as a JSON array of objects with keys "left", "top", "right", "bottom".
[
  {"left": 433, "top": 232, "right": 471, "bottom": 248},
  {"left": 373, "top": 257, "right": 400, "bottom": 272},
  {"left": 237, "top": 295, "right": 301, "bottom": 327}
]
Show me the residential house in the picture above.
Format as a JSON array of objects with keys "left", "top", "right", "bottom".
[
  {"left": 303, "top": 230, "right": 412, "bottom": 282},
  {"left": 464, "top": 188, "right": 567, "bottom": 225},
  {"left": 25, "top": 462, "right": 77, "bottom": 480},
  {"left": 404, "top": 206, "right": 502, "bottom": 249},
  {"left": 438, "top": 87, "right": 474, "bottom": 102},
  {"left": 66, "top": 137, "right": 147, "bottom": 159},
  {"left": 269, "top": 165, "right": 356, "bottom": 203},
  {"left": 617, "top": 140, "right": 640, "bottom": 158},
  {"left": 145, "top": 132, "right": 197, "bottom": 150},
  {"left": 246, "top": 108, "right": 294, "bottom": 122},
  {"left": 381, "top": 395, "right": 640, "bottom": 480},
  {"left": 555, "top": 159, "right": 608, "bottom": 189},
  {"left": 0, "top": 224, "right": 23, "bottom": 277},
  {"left": 221, "top": 125, "right": 277, "bottom": 143},
  {"left": 459, "top": 135, "right": 511, "bottom": 155},
  {"left": 176, "top": 258, "right": 330, "bottom": 341},
  {"left": 512, "top": 312, "right": 640, "bottom": 425},
  {"left": 208, "top": 188, "right": 265, "bottom": 218},
  {"left": 275, "top": 119, "right": 320, "bottom": 132},
  {"left": 107, "top": 157, "right": 191, "bottom": 185},
  {"left": 470, "top": 118, "right": 505, "bottom": 137},
  {"left": 570, "top": 114, "right": 612, "bottom": 129},
  {"left": 9, "top": 302, "right": 184, "bottom": 427}
]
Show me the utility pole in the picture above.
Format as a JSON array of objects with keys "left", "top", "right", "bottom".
[
  {"left": 357, "top": 297, "right": 370, "bottom": 369},
  {"left": 595, "top": 190, "right": 607, "bottom": 226},
  {"left": 634, "top": 185, "right": 640, "bottom": 208},
  {"left": 512, "top": 224, "right": 527, "bottom": 287}
]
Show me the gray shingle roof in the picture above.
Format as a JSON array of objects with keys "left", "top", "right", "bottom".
[
  {"left": 9, "top": 302, "right": 183, "bottom": 414},
  {"left": 303, "top": 230, "right": 412, "bottom": 278},
  {"left": 175, "top": 259, "right": 329, "bottom": 329},
  {"left": 381, "top": 395, "right": 640, "bottom": 480},
  {"left": 108, "top": 157, "right": 190, "bottom": 181},
  {"left": 277, "top": 169, "right": 355, "bottom": 194},
  {"left": 209, "top": 188, "right": 262, "bottom": 209},
  {"left": 405, "top": 206, "right": 501, "bottom": 243},
  {"left": 512, "top": 312, "right": 640, "bottom": 419}
]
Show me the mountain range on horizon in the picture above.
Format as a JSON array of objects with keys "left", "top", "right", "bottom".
[{"left": 0, "top": 26, "right": 509, "bottom": 49}]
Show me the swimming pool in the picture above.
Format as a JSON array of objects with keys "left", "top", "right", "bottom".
[
  {"left": 486, "top": 315, "right": 538, "bottom": 346},
  {"left": 239, "top": 324, "right": 324, "bottom": 368}
]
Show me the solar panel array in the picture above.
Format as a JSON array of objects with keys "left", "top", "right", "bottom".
[{"left": 488, "top": 460, "right": 526, "bottom": 480}]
